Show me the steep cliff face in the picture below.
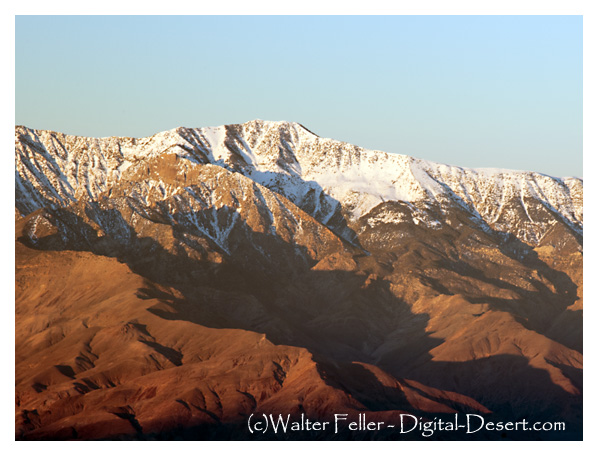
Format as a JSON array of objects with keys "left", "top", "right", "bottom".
[{"left": 15, "top": 121, "right": 582, "bottom": 440}]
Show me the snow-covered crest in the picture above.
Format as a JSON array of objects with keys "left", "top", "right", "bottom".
[{"left": 15, "top": 120, "right": 582, "bottom": 245}]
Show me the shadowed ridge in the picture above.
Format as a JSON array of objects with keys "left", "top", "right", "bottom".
[
  {"left": 15, "top": 121, "right": 583, "bottom": 440},
  {"left": 16, "top": 177, "right": 582, "bottom": 439}
]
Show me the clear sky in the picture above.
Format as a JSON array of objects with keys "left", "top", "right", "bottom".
[{"left": 15, "top": 15, "right": 582, "bottom": 177}]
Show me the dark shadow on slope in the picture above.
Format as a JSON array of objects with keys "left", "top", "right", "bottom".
[
  {"left": 357, "top": 199, "right": 582, "bottom": 354},
  {"left": 544, "top": 309, "right": 583, "bottom": 354},
  {"left": 310, "top": 357, "right": 580, "bottom": 441},
  {"left": 139, "top": 341, "right": 183, "bottom": 367},
  {"left": 439, "top": 255, "right": 580, "bottom": 349},
  {"left": 16, "top": 201, "right": 582, "bottom": 440}
]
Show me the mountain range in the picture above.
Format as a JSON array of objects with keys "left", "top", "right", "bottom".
[{"left": 15, "top": 120, "right": 583, "bottom": 440}]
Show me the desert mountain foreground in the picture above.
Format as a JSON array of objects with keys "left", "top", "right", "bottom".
[{"left": 15, "top": 120, "right": 582, "bottom": 440}]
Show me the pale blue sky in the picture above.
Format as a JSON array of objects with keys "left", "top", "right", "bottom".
[{"left": 15, "top": 15, "right": 582, "bottom": 177}]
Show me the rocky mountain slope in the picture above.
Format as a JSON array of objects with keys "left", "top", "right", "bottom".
[{"left": 15, "top": 121, "right": 583, "bottom": 440}]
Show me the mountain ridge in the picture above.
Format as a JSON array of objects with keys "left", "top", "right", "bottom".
[
  {"left": 15, "top": 119, "right": 583, "bottom": 179},
  {"left": 13, "top": 119, "right": 582, "bottom": 179},
  {"left": 15, "top": 120, "right": 583, "bottom": 440},
  {"left": 15, "top": 120, "right": 583, "bottom": 248}
]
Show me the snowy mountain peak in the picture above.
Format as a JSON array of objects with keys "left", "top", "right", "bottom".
[{"left": 15, "top": 121, "right": 582, "bottom": 246}]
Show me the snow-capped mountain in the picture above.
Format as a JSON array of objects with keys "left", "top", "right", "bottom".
[
  {"left": 14, "top": 120, "right": 583, "bottom": 440},
  {"left": 15, "top": 120, "right": 582, "bottom": 247}
]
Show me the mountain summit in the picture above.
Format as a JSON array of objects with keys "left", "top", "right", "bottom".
[
  {"left": 16, "top": 120, "right": 582, "bottom": 246},
  {"left": 15, "top": 121, "right": 582, "bottom": 440}
]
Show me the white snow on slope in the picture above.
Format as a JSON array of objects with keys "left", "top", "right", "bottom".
[{"left": 15, "top": 120, "right": 583, "bottom": 245}]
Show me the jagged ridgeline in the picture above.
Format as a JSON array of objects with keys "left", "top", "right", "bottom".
[{"left": 15, "top": 120, "right": 582, "bottom": 440}]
